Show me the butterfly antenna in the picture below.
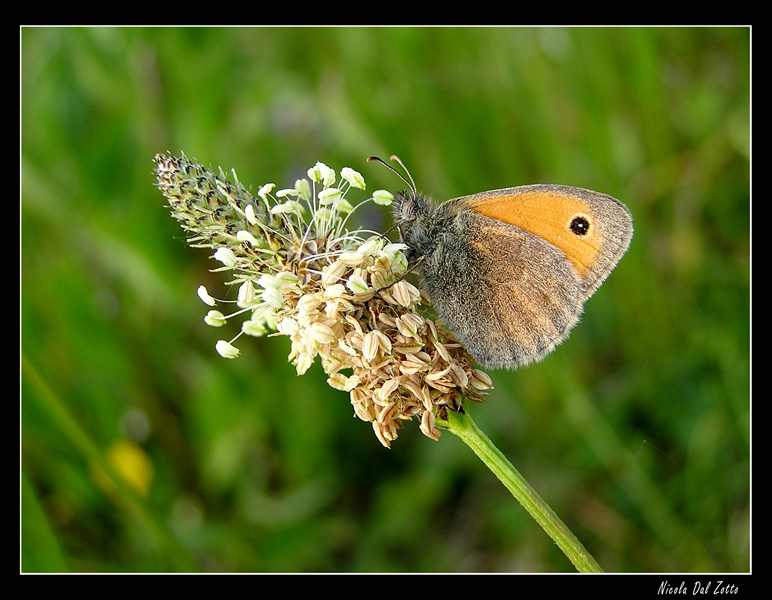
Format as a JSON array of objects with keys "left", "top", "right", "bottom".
[
  {"left": 367, "top": 155, "right": 417, "bottom": 194},
  {"left": 389, "top": 155, "right": 416, "bottom": 194}
]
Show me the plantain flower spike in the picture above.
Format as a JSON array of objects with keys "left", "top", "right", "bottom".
[{"left": 155, "top": 153, "right": 492, "bottom": 447}]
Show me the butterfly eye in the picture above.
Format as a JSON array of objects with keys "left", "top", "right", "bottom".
[
  {"left": 569, "top": 216, "right": 590, "bottom": 236},
  {"left": 400, "top": 197, "right": 416, "bottom": 220}
]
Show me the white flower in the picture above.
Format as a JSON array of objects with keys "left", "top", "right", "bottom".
[
  {"left": 275, "top": 271, "right": 300, "bottom": 288},
  {"left": 331, "top": 197, "right": 353, "bottom": 214},
  {"left": 259, "top": 273, "right": 296, "bottom": 308},
  {"left": 295, "top": 352, "right": 314, "bottom": 375},
  {"left": 237, "top": 281, "right": 259, "bottom": 307},
  {"left": 257, "top": 183, "right": 275, "bottom": 201},
  {"left": 276, "top": 187, "right": 299, "bottom": 198},
  {"left": 341, "top": 167, "right": 366, "bottom": 189},
  {"left": 242, "top": 318, "right": 269, "bottom": 337},
  {"left": 215, "top": 340, "right": 240, "bottom": 359},
  {"left": 213, "top": 248, "right": 237, "bottom": 267},
  {"left": 382, "top": 244, "right": 409, "bottom": 273},
  {"left": 271, "top": 200, "right": 304, "bottom": 216},
  {"left": 205, "top": 310, "right": 227, "bottom": 327},
  {"left": 295, "top": 178, "right": 311, "bottom": 201},
  {"left": 372, "top": 190, "right": 394, "bottom": 206},
  {"left": 308, "top": 162, "right": 335, "bottom": 186},
  {"left": 318, "top": 187, "right": 342, "bottom": 204},
  {"left": 247, "top": 303, "right": 278, "bottom": 331},
  {"left": 197, "top": 285, "right": 217, "bottom": 306},
  {"left": 357, "top": 237, "right": 384, "bottom": 257},
  {"left": 261, "top": 286, "right": 284, "bottom": 309},
  {"left": 236, "top": 230, "right": 259, "bottom": 246},
  {"left": 245, "top": 204, "right": 258, "bottom": 225},
  {"left": 346, "top": 274, "right": 370, "bottom": 294}
]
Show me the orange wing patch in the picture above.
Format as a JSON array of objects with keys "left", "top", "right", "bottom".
[{"left": 467, "top": 190, "right": 601, "bottom": 278}]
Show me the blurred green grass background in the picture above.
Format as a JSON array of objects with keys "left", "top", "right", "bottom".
[{"left": 21, "top": 26, "right": 749, "bottom": 573}]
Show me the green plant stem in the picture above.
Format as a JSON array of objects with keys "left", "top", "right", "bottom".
[
  {"left": 439, "top": 408, "right": 603, "bottom": 573},
  {"left": 22, "top": 354, "right": 198, "bottom": 573}
]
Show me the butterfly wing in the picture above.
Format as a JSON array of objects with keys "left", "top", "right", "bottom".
[
  {"left": 458, "top": 185, "right": 633, "bottom": 295},
  {"left": 421, "top": 185, "right": 632, "bottom": 369}
]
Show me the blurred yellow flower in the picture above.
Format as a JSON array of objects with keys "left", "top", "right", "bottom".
[{"left": 92, "top": 439, "right": 154, "bottom": 497}]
